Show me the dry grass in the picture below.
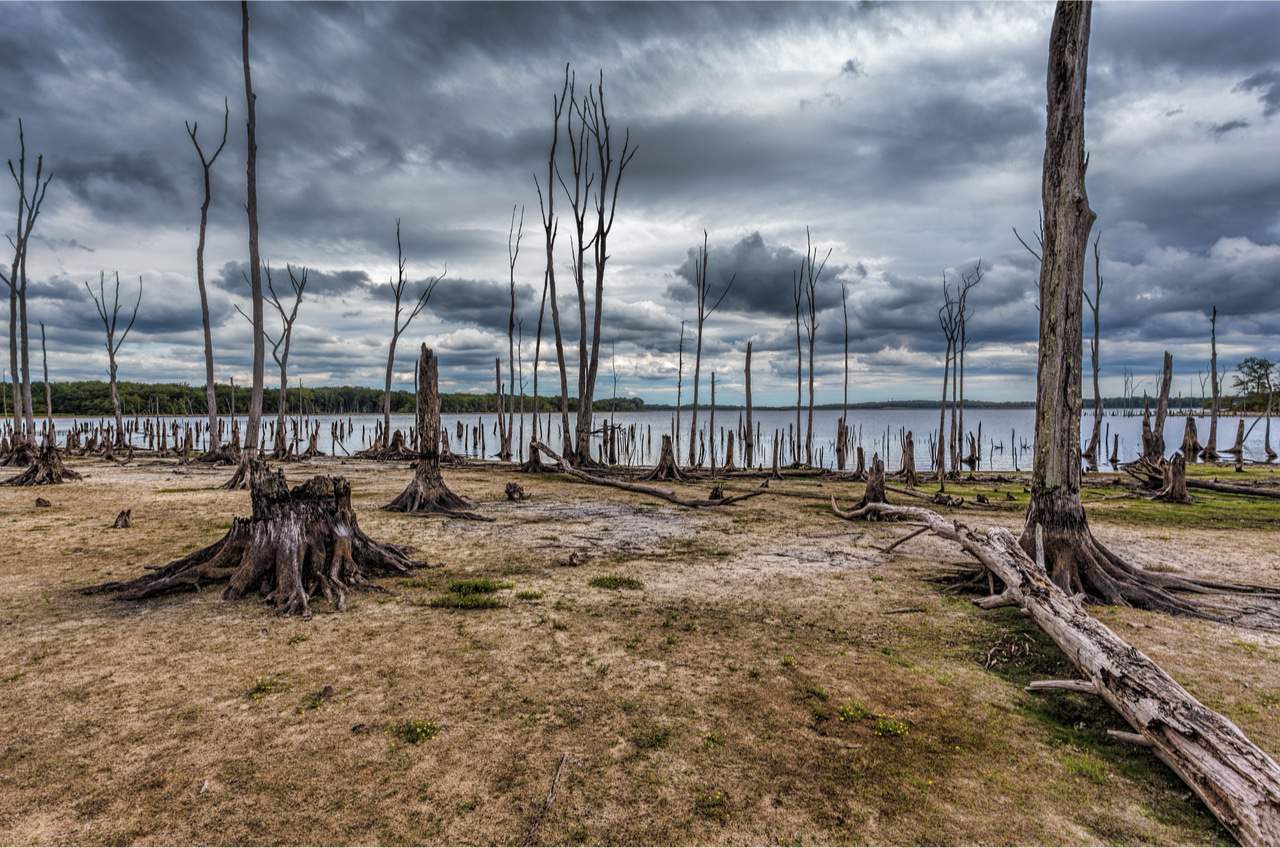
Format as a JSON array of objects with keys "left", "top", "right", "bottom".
[{"left": 2, "top": 455, "right": 1279, "bottom": 845}]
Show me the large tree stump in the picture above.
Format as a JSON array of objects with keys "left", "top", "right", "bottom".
[
  {"left": 856, "top": 453, "right": 887, "bottom": 510},
  {"left": 1154, "top": 451, "right": 1193, "bottom": 503},
  {"left": 86, "top": 462, "right": 422, "bottom": 617},
  {"left": 642, "top": 434, "right": 683, "bottom": 481},
  {"left": 895, "top": 431, "right": 918, "bottom": 487},
  {"left": 2, "top": 443, "right": 82, "bottom": 486},
  {"left": 385, "top": 345, "right": 486, "bottom": 520}
]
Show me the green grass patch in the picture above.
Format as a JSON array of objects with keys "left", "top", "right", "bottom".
[
  {"left": 515, "top": 590, "right": 544, "bottom": 601},
  {"left": 391, "top": 719, "right": 440, "bottom": 744},
  {"left": 631, "top": 724, "right": 671, "bottom": 750},
  {"left": 429, "top": 593, "right": 506, "bottom": 610},
  {"left": 1064, "top": 751, "right": 1110, "bottom": 784},
  {"left": 590, "top": 574, "right": 643, "bottom": 591},
  {"left": 873, "top": 717, "right": 909, "bottom": 737},
  {"left": 245, "top": 676, "right": 286, "bottom": 700},
  {"left": 448, "top": 577, "right": 512, "bottom": 595},
  {"left": 838, "top": 701, "right": 869, "bottom": 722},
  {"left": 694, "top": 789, "right": 728, "bottom": 822}
]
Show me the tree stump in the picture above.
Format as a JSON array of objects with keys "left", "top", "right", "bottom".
[
  {"left": 505, "top": 481, "right": 529, "bottom": 501},
  {"left": 857, "top": 454, "right": 887, "bottom": 510},
  {"left": 642, "top": 434, "right": 683, "bottom": 481},
  {"left": 112, "top": 509, "right": 132, "bottom": 528},
  {"left": 1180, "top": 416, "right": 1201, "bottom": 461},
  {"left": 87, "top": 462, "right": 422, "bottom": 617},
  {"left": 1154, "top": 452, "right": 1192, "bottom": 503},
  {"left": 2, "top": 443, "right": 82, "bottom": 486},
  {"left": 896, "top": 431, "right": 918, "bottom": 487},
  {"left": 385, "top": 345, "right": 487, "bottom": 520},
  {"left": 518, "top": 438, "right": 545, "bottom": 473}
]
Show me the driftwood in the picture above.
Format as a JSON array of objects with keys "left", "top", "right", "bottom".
[
  {"left": 830, "top": 500, "right": 1280, "bottom": 846},
  {"left": 531, "top": 440, "right": 765, "bottom": 509}
]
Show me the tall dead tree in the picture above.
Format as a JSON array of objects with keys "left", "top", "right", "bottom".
[
  {"left": 686, "top": 232, "right": 735, "bottom": 467},
  {"left": 954, "top": 260, "right": 982, "bottom": 472},
  {"left": 675, "top": 320, "right": 685, "bottom": 459},
  {"left": 743, "top": 341, "right": 754, "bottom": 468},
  {"left": 1082, "top": 232, "right": 1104, "bottom": 467},
  {"left": 1144, "top": 351, "right": 1173, "bottom": 461},
  {"left": 260, "top": 265, "right": 307, "bottom": 457},
  {"left": 378, "top": 219, "right": 443, "bottom": 455},
  {"left": 799, "top": 229, "right": 831, "bottom": 467},
  {"left": 3, "top": 119, "right": 53, "bottom": 443},
  {"left": 560, "top": 69, "right": 637, "bottom": 465},
  {"left": 185, "top": 98, "right": 230, "bottom": 455},
  {"left": 85, "top": 272, "right": 142, "bottom": 447},
  {"left": 1200, "top": 306, "right": 1221, "bottom": 461},
  {"left": 936, "top": 277, "right": 958, "bottom": 484},
  {"left": 502, "top": 204, "right": 524, "bottom": 462},
  {"left": 534, "top": 65, "right": 572, "bottom": 458},
  {"left": 837, "top": 279, "right": 850, "bottom": 470},
  {"left": 1018, "top": 0, "right": 1269, "bottom": 618}
]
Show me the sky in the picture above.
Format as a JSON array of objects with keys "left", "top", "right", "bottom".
[{"left": 1, "top": 1, "right": 1278, "bottom": 406}]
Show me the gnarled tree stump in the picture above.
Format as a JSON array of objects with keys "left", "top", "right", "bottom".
[
  {"left": 87, "top": 461, "right": 421, "bottom": 617},
  {"left": 642, "top": 434, "right": 683, "bottom": 481},
  {"left": 2, "top": 443, "right": 81, "bottom": 486},
  {"left": 1154, "top": 452, "right": 1193, "bottom": 503}
]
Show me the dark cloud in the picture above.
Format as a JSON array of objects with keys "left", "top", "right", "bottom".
[{"left": 1235, "top": 69, "right": 1280, "bottom": 117}]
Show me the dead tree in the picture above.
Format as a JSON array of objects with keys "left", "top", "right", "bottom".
[
  {"left": 385, "top": 345, "right": 485, "bottom": 520},
  {"left": 643, "top": 433, "right": 682, "bottom": 481},
  {"left": 501, "top": 204, "right": 524, "bottom": 462},
  {"left": 1200, "top": 306, "right": 1221, "bottom": 461},
  {"left": 1082, "top": 232, "right": 1104, "bottom": 467},
  {"left": 558, "top": 69, "right": 637, "bottom": 465},
  {"left": 38, "top": 322, "right": 51, "bottom": 429},
  {"left": 837, "top": 280, "right": 850, "bottom": 470},
  {"left": 534, "top": 66, "right": 573, "bottom": 459},
  {"left": 743, "top": 341, "right": 754, "bottom": 468},
  {"left": 1180, "top": 415, "right": 1202, "bottom": 459},
  {"left": 88, "top": 461, "right": 422, "bottom": 617},
  {"left": 686, "top": 231, "right": 735, "bottom": 467},
  {"left": 250, "top": 264, "right": 306, "bottom": 458},
  {"left": 2, "top": 440, "right": 80, "bottom": 486},
  {"left": 799, "top": 228, "right": 831, "bottom": 467},
  {"left": 791, "top": 262, "right": 804, "bottom": 465},
  {"left": 829, "top": 500, "right": 1280, "bottom": 846},
  {"left": 935, "top": 279, "right": 959, "bottom": 484},
  {"left": 1154, "top": 451, "right": 1192, "bottom": 503},
  {"left": 186, "top": 98, "right": 230, "bottom": 456},
  {"left": 954, "top": 261, "right": 983, "bottom": 474},
  {"left": 225, "top": 0, "right": 267, "bottom": 490},
  {"left": 85, "top": 272, "right": 142, "bottom": 448},
  {"left": 3, "top": 118, "right": 53, "bottom": 445},
  {"left": 1145, "top": 351, "right": 1173, "bottom": 461},
  {"left": 376, "top": 219, "right": 443, "bottom": 457},
  {"left": 1014, "top": 0, "right": 1272, "bottom": 620}
]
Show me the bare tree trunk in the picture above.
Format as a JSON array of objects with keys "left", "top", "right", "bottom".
[
  {"left": 240, "top": 0, "right": 265, "bottom": 475},
  {"left": 1201, "top": 306, "right": 1220, "bottom": 461},
  {"left": 1146, "top": 351, "right": 1173, "bottom": 461},
  {"left": 1083, "top": 233, "right": 1104, "bottom": 466},
  {"left": 675, "top": 320, "right": 685, "bottom": 460},
  {"left": 186, "top": 100, "right": 229, "bottom": 455},
  {"left": 744, "top": 341, "right": 754, "bottom": 468}
]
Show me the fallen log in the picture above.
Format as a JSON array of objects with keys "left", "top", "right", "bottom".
[
  {"left": 830, "top": 498, "right": 1280, "bottom": 846},
  {"left": 531, "top": 441, "right": 766, "bottom": 509}
]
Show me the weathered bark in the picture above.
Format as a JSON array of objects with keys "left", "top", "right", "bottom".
[
  {"left": 87, "top": 462, "right": 423, "bottom": 617},
  {"left": 1227, "top": 417, "right": 1246, "bottom": 459},
  {"left": 240, "top": 0, "right": 265, "bottom": 469},
  {"left": 642, "top": 433, "right": 683, "bottom": 481},
  {"left": 831, "top": 501, "right": 1280, "bottom": 847},
  {"left": 1201, "top": 306, "right": 1221, "bottom": 461},
  {"left": 2, "top": 441, "right": 80, "bottom": 486},
  {"left": 1146, "top": 351, "right": 1173, "bottom": 461},
  {"left": 896, "top": 431, "right": 918, "bottom": 488},
  {"left": 385, "top": 346, "right": 485, "bottom": 520},
  {"left": 1154, "top": 451, "right": 1192, "bottom": 504},
  {"left": 854, "top": 453, "right": 887, "bottom": 511},
  {"left": 1082, "top": 232, "right": 1104, "bottom": 467},
  {"left": 1181, "top": 415, "right": 1202, "bottom": 460}
]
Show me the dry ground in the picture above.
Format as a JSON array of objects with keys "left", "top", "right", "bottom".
[{"left": 2, "top": 455, "right": 1279, "bottom": 845}]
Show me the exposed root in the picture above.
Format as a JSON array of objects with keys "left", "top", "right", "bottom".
[{"left": 2, "top": 444, "right": 81, "bottom": 486}]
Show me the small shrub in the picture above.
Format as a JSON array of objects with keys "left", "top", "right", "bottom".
[
  {"left": 448, "top": 578, "right": 511, "bottom": 595},
  {"left": 703, "top": 732, "right": 724, "bottom": 748},
  {"left": 391, "top": 719, "right": 440, "bottom": 744},
  {"left": 837, "top": 701, "right": 869, "bottom": 722},
  {"left": 429, "top": 593, "right": 505, "bottom": 610},
  {"left": 590, "top": 575, "right": 643, "bottom": 591},
  {"left": 781, "top": 654, "right": 797, "bottom": 668},
  {"left": 873, "top": 717, "right": 909, "bottom": 737},
  {"left": 515, "top": 590, "right": 544, "bottom": 601},
  {"left": 632, "top": 724, "right": 670, "bottom": 750}
]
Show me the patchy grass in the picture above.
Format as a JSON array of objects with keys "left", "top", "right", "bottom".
[
  {"left": 447, "top": 577, "right": 512, "bottom": 595},
  {"left": 694, "top": 789, "right": 729, "bottom": 822},
  {"left": 589, "top": 574, "right": 643, "bottom": 591},
  {"left": 428, "top": 592, "right": 506, "bottom": 610},
  {"left": 631, "top": 724, "right": 671, "bottom": 750},
  {"left": 390, "top": 719, "right": 440, "bottom": 745},
  {"left": 873, "top": 716, "right": 909, "bottom": 737},
  {"left": 244, "top": 676, "right": 286, "bottom": 700},
  {"left": 515, "top": 590, "right": 544, "bottom": 601}
]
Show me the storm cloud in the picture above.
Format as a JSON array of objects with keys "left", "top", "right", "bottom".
[{"left": 1, "top": 1, "right": 1277, "bottom": 406}]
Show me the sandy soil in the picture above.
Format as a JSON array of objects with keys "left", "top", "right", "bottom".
[{"left": 1, "top": 455, "right": 1278, "bottom": 845}]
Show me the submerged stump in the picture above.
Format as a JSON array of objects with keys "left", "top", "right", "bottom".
[{"left": 87, "top": 461, "right": 421, "bottom": 617}]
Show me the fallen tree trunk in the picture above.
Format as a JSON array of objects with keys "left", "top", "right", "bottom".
[
  {"left": 830, "top": 499, "right": 1280, "bottom": 846},
  {"left": 531, "top": 440, "right": 765, "bottom": 509},
  {"left": 87, "top": 461, "right": 423, "bottom": 617}
]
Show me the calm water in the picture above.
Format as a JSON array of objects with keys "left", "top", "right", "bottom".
[{"left": 55, "top": 406, "right": 1273, "bottom": 472}]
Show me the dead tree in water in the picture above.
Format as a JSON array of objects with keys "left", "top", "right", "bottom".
[
  {"left": 791, "top": 263, "right": 804, "bottom": 465},
  {"left": 185, "top": 98, "right": 230, "bottom": 456},
  {"left": 377, "top": 220, "right": 443, "bottom": 457},
  {"left": 935, "top": 279, "right": 958, "bottom": 484},
  {"left": 1200, "top": 306, "right": 1222, "bottom": 461},
  {"left": 534, "top": 66, "right": 572, "bottom": 458},
  {"left": 674, "top": 320, "right": 685, "bottom": 460},
  {"left": 561, "top": 68, "right": 637, "bottom": 465},
  {"left": 1082, "top": 232, "right": 1104, "bottom": 467},
  {"left": 226, "top": 0, "right": 266, "bottom": 490},
  {"left": 386, "top": 345, "right": 486, "bottom": 520},
  {"left": 3, "top": 119, "right": 53, "bottom": 445},
  {"left": 685, "top": 232, "right": 735, "bottom": 467},
  {"left": 836, "top": 280, "right": 850, "bottom": 470},
  {"left": 799, "top": 228, "right": 830, "bottom": 467},
  {"left": 85, "top": 272, "right": 142, "bottom": 448},
  {"left": 954, "top": 261, "right": 982, "bottom": 472},
  {"left": 260, "top": 265, "right": 307, "bottom": 457},
  {"left": 1143, "top": 351, "right": 1172, "bottom": 461},
  {"left": 501, "top": 204, "right": 524, "bottom": 462},
  {"left": 88, "top": 461, "right": 422, "bottom": 617}
]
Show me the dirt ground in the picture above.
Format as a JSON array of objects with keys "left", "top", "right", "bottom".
[{"left": 2, "top": 455, "right": 1279, "bottom": 845}]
